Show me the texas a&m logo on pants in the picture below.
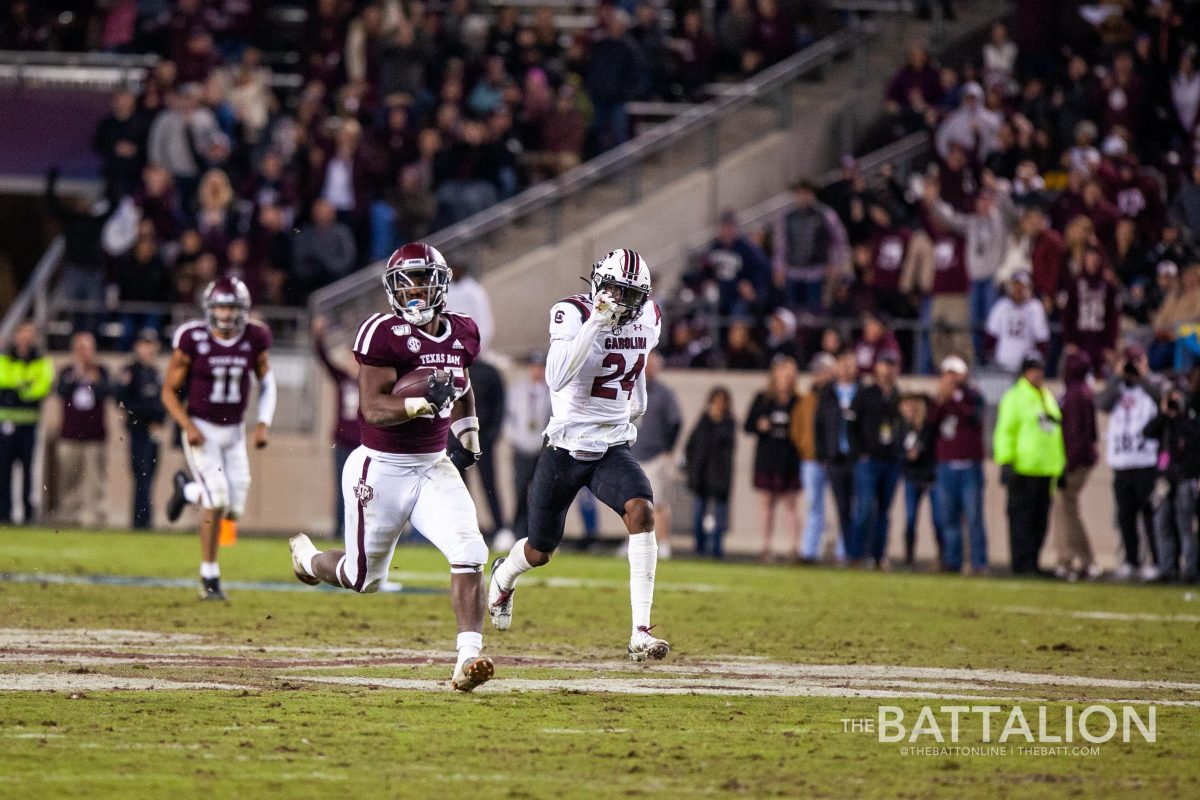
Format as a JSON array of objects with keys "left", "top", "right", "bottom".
[{"left": 354, "top": 480, "right": 374, "bottom": 506}]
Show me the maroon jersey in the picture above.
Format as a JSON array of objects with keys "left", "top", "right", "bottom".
[
  {"left": 352, "top": 311, "right": 481, "bottom": 454},
  {"left": 173, "top": 319, "right": 273, "bottom": 425},
  {"left": 868, "top": 228, "right": 909, "bottom": 292},
  {"left": 930, "top": 233, "right": 970, "bottom": 295}
]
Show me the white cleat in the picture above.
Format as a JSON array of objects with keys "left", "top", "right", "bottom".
[
  {"left": 288, "top": 534, "right": 320, "bottom": 586},
  {"left": 451, "top": 656, "right": 495, "bottom": 692},
  {"left": 487, "top": 556, "right": 515, "bottom": 631},
  {"left": 628, "top": 625, "right": 670, "bottom": 662}
]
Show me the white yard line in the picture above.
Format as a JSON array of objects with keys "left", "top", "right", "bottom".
[
  {"left": 1001, "top": 605, "right": 1200, "bottom": 623},
  {"left": 0, "top": 673, "right": 252, "bottom": 691}
]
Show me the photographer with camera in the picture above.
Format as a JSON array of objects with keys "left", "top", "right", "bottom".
[
  {"left": 1141, "top": 375, "right": 1200, "bottom": 583},
  {"left": 1097, "top": 346, "right": 1163, "bottom": 580}
]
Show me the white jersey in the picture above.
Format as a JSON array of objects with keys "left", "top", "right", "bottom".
[
  {"left": 986, "top": 296, "right": 1049, "bottom": 372},
  {"left": 1106, "top": 384, "right": 1159, "bottom": 470},
  {"left": 543, "top": 293, "right": 662, "bottom": 457}
]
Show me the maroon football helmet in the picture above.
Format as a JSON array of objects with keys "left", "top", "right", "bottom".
[
  {"left": 203, "top": 276, "right": 252, "bottom": 337},
  {"left": 382, "top": 243, "right": 451, "bottom": 325}
]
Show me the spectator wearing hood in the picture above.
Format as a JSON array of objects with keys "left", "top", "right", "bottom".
[
  {"left": 934, "top": 81, "right": 1002, "bottom": 162},
  {"left": 1061, "top": 247, "right": 1120, "bottom": 373},
  {"left": 1052, "top": 350, "right": 1099, "bottom": 580}
]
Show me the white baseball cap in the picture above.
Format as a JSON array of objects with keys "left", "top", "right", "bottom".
[{"left": 940, "top": 355, "right": 969, "bottom": 375}]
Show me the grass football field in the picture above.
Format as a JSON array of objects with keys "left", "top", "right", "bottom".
[{"left": 1, "top": 527, "right": 1199, "bottom": 798}]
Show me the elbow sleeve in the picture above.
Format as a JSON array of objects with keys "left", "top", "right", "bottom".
[{"left": 257, "top": 371, "right": 278, "bottom": 427}]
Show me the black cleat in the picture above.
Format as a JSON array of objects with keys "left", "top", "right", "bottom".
[
  {"left": 166, "top": 470, "right": 190, "bottom": 523},
  {"left": 198, "top": 577, "right": 227, "bottom": 601}
]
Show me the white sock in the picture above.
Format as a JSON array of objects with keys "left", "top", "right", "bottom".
[
  {"left": 494, "top": 538, "right": 535, "bottom": 591},
  {"left": 627, "top": 531, "right": 657, "bottom": 635},
  {"left": 456, "top": 631, "right": 483, "bottom": 669},
  {"left": 199, "top": 561, "right": 220, "bottom": 579},
  {"left": 183, "top": 483, "right": 202, "bottom": 504}
]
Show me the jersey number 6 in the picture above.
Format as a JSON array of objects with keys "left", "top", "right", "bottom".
[{"left": 590, "top": 353, "right": 645, "bottom": 399}]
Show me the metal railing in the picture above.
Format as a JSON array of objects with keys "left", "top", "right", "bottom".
[
  {"left": 309, "top": 26, "right": 868, "bottom": 327},
  {"left": 0, "top": 236, "right": 63, "bottom": 349}
]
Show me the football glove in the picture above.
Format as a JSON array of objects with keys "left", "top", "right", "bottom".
[
  {"left": 425, "top": 370, "right": 457, "bottom": 411},
  {"left": 593, "top": 290, "right": 619, "bottom": 324}
]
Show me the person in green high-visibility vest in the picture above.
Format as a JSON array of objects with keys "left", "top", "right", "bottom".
[{"left": 0, "top": 321, "right": 55, "bottom": 524}]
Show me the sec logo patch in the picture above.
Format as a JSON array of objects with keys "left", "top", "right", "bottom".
[{"left": 407, "top": 337, "right": 421, "bottom": 353}]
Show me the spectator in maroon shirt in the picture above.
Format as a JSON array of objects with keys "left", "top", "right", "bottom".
[
  {"left": 135, "top": 163, "right": 183, "bottom": 242},
  {"left": 55, "top": 333, "right": 112, "bottom": 529},
  {"left": 670, "top": 9, "right": 717, "bottom": 102},
  {"left": 311, "top": 316, "right": 360, "bottom": 539},
  {"left": 1053, "top": 349, "right": 1099, "bottom": 579},
  {"left": 1025, "top": 206, "right": 1067, "bottom": 308},
  {"left": 866, "top": 204, "right": 911, "bottom": 319},
  {"left": 854, "top": 310, "right": 902, "bottom": 375},
  {"left": 938, "top": 143, "right": 979, "bottom": 213},
  {"left": 885, "top": 43, "right": 942, "bottom": 114},
  {"left": 928, "top": 355, "right": 988, "bottom": 573},
  {"left": 176, "top": 29, "right": 225, "bottom": 85},
  {"left": 745, "top": 0, "right": 793, "bottom": 73},
  {"left": 1062, "top": 247, "right": 1120, "bottom": 372}
]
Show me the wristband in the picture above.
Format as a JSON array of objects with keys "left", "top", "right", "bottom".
[{"left": 404, "top": 397, "right": 434, "bottom": 418}]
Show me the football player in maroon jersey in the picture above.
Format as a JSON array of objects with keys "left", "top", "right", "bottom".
[
  {"left": 288, "top": 244, "right": 494, "bottom": 692},
  {"left": 161, "top": 277, "right": 276, "bottom": 601}
]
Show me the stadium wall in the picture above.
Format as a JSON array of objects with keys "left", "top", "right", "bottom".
[{"left": 37, "top": 354, "right": 1122, "bottom": 570}]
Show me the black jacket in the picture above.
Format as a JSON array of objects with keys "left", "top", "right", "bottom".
[
  {"left": 1143, "top": 408, "right": 1200, "bottom": 481},
  {"left": 45, "top": 169, "right": 117, "bottom": 269},
  {"left": 849, "top": 384, "right": 902, "bottom": 462},
  {"left": 900, "top": 419, "right": 938, "bottom": 484},
  {"left": 118, "top": 360, "right": 166, "bottom": 430},
  {"left": 685, "top": 414, "right": 735, "bottom": 499},
  {"left": 814, "top": 381, "right": 860, "bottom": 463}
]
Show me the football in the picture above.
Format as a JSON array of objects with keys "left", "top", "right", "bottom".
[{"left": 391, "top": 366, "right": 446, "bottom": 399}]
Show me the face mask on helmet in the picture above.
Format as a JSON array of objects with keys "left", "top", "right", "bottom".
[
  {"left": 208, "top": 303, "right": 246, "bottom": 336},
  {"left": 385, "top": 264, "right": 449, "bottom": 325},
  {"left": 596, "top": 278, "right": 649, "bottom": 325}
]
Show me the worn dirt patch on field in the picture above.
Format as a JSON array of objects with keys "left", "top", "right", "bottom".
[{"left": 3, "top": 627, "right": 1199, "bottom": 704}]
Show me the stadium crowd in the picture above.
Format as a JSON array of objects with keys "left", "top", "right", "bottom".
[
  {"left": 664, "top": 3, "right": 1200, "bottom": 377},
  {"left": 19, "top": 0, "right": 838, "bottom": 344}
]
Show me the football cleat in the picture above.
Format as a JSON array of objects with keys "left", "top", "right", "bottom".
[
  {"left": 166, "top": 470, "right": 190, "bottom": 523},
  {"left": 451, "top": 656, "right": 494, "bottom": 692},
  {"left": 487, "top": 556, "right": 515, "bottom": 631},
  {"left": 198, "top": 577, "right": 227, "bottom": 601},
  {"left": 628, "top": 625, "right": 670, "bottom": 662},
  {"left": 288, "top": 534, "right": 321, "bottom": 586}
]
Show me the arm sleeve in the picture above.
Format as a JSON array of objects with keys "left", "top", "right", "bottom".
[
  {"left": 630, "top": 370, "right": 648, "bottom": 419},
  {"left": 257, "top": 370, "right": 278, "bottom": 426},
  {"left": 931, "top": 200, "right": 968, "bottom": 235},
  {"left": 544, "top": 302, "right": 601, "bottom": 392}
]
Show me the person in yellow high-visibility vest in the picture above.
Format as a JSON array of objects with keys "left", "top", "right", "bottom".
[
  {"left": 993, "top": 352, "right": 1066, "bottom": 575},
  {"left": 0, "top": 322, "right": 55, "bottom": 524}
]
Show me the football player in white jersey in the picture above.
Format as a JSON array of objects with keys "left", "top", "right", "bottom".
[{"left": 487, "top": 249, "right": 671, "bottom": 661}]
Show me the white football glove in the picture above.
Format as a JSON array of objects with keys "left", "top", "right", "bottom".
[{"left": 593, "top": 290, "right": 619, "bottom": 324}]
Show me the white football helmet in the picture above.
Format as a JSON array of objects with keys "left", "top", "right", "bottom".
[{"left": 590, "top": 249, "right": 651, "bottom": 326}]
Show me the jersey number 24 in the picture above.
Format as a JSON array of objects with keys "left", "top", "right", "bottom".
[{"left": 590, "top": 353, "right": 645, "bottom": 399}]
